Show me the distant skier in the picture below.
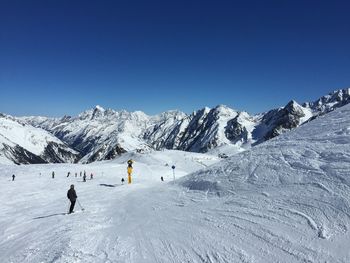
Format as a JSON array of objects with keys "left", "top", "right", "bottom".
[
  {"left": 52, "top": 171, "right": 55, "bottom": 179},
  {"left": 67, "top": 172, "right": 70, "bottom": 177},
  {"left": 121, "top": 178, "right": 125, "bottom": 184},
  {"left": 75, "top": 172, "right": 77, "bottom": 177},
  {"left": 90, "top": 173, "right": 93, "bottom": 180},
  {"left": 83, "top": 174, "right": 86, "bottom": 182},
  {"left": 12, "top": 174, "right": 15, "bottom": 181},
  {"left": 161, "top": 176, "right": 164, "bottom": 182},
  {"left": 80, "top": 171, "right": 82, "bottom": 177},
  {"left": 84, "top": 170, "right": 86, "bottom": 177},
  {"left": 67, "top": 184, "right": 77, "bottom": 214}
]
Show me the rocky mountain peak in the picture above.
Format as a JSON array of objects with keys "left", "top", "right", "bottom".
[
  {"left": 306, "top": 88, "right": 350, "bottom": 112},
  {"left": 284, "top": 100, "right": 305, "bottom": 116}
]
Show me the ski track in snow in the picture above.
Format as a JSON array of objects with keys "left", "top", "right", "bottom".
[{"left": 1, "top": 105, "right": 350, "bottom": 262}]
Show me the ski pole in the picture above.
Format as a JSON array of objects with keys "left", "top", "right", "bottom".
[{"left": 77, "top": 199, "right": 85, "bottom": 211}]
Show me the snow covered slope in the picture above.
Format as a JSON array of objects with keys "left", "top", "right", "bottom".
[
  {"left": 0, "top": 114, "right": 80, "bottom": 164},
  {"left": 0, "top": 103, "right": 349, "bottom": 262},
  {"left": 20, "top": 89, "right": 350, "bottom": 164},
  {"left": 178, "top": 102, "right": 350, "bottom": 262}
]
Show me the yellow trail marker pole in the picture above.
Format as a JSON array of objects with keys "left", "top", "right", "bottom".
[{"left": 127, "top": 166, "right": 133, "bottom": 184}]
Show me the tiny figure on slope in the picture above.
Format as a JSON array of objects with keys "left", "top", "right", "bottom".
[
  {"left": 83, "top": 174, "right": 86, "bottom": 182},
  {"left": 67, "top": 172, "right": 70, "bottom": 177},
  {"left": 52, "top": 171, "right": 55, "bottom": 179},
  {"left": 12, "top": 174, "right": 15, "bottom": 181},
  {"left": 161, "top": 176, "right": 164, "bottom": 182},
  {"left": 80, "top": 171, "right": 82, "bottom": 177},
  {"left": 67, "top": 184, "right": 77, "bottom": 214},
  {"left": 75, "top": 172, "right": 77, "bottom": 177},
  {"left": 90, "top": 173, "right": 93, "bottom": 180},
  {"left": 121, "top": 178, "right": 125, "bottom": 184}
]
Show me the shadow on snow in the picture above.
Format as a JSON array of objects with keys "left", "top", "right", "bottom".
[
  {"left": 99, "top": 183, "right": 120, "bottom": 187},
  {"left": 33, "top": 213, "right": 67, "bottom": 219}
]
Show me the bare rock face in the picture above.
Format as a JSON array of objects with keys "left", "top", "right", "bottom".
[{"left": 262, "top": 100, "right": 306, "bottom": 141}]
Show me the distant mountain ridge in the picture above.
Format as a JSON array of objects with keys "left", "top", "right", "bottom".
[
  {"left": 1, "top": 88, "right": 349, "bottom": 164},
  {"left": 0, "top": 114, "right": 80, "bottom": 164}
]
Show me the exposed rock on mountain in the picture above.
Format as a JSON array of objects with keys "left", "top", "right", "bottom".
[
  {"left": 0, "top": 115, "right": 80, "bottom": 164},
  {"left": 11, "top": 88, "right": 350, "bottom": 164}
]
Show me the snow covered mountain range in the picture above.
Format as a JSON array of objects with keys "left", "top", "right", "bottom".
[
  {"left": 1, "top": 94, "right": 350, "bottom": 262},
  {"left": 1, "top": 88, "right": 349, "bottom": 164},
  {"left": 0, "top": 114, "right": 80, "bottom": 164}
]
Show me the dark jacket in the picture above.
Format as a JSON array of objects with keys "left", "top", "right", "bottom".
[{"left": 67, "top": 189, "right": 77, "bottom": 201}]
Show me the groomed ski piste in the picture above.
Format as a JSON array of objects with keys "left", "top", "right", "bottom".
[{"left": 1, "top": 104, "right": 350, "bottom": 263}]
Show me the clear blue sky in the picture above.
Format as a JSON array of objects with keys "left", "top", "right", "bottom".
[{"left": 1, "top": 0, "right": 349, "bottom": 117}]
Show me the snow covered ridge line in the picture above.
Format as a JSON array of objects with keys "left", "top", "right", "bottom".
[
  {"left": 0, "top": 114, "right": 81, "bottom": 165},
  {"left": 3, "top": 88, "right": 350, "bottom": 165}
]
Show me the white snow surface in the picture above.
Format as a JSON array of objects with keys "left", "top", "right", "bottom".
[
  {"left": 0, "top": 117, "right": 64, "bottom": 156},
  {"left": 0, "top": 116, "right": 78, "bottom": 164},
  {"left": 1, "top": 104, "right": 350, "bottom": 262}
]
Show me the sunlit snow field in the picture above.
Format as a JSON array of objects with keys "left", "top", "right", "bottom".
[{"left": 1, "top": 104, "right": 350, "bottom": 263}]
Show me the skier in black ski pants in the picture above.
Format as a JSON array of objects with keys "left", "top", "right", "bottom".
[{"left": 67, "top": 184, "right": 77, "bottom": 214}]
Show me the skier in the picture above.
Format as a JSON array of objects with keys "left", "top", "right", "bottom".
[
  {"left": 75, "top": 172, "right": 77, "bottom": 177},
  {"left": 12, "top": 174, "right": 15, "bottom": 181},
  {"left": 83, "top": 174, "right": 86, "bottom": 182},
  {"left": 52, "top": 171, "right": 55, "bottom": 179},
  {"left": 161, "top": 176, "right": 164, "bottom": 182},
  {"left": 67, "top": 184, "right": 77, "bottom": 214},
  {"left": 90, "top": 173, "right": 93, "bottom": 180},
  {"left": 67, "top": 172, "right": 70, "bottom": 177},
  {"left": 121, "top": 178, "right": 125, "bottom": 184},
  {"left": 80, "top": 171, "right": 82, "bottom": 177}
]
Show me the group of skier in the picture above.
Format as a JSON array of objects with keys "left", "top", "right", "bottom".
[
  {"left": 11, "top": 159, "right": 166, "bottom": 214},
  {"left": 66, "top": 161, "right": 135, "bottom": 213},
  {"left": 50, "top": 170, "right": 95, "bottom": 182}
]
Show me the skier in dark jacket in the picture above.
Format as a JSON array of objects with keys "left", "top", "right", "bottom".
[
  {"left": 67, "top": 184, "right": 77, "bottom": 214},
  {"left": 12, "top": 174, "right": 15, "bottom": 181}
]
